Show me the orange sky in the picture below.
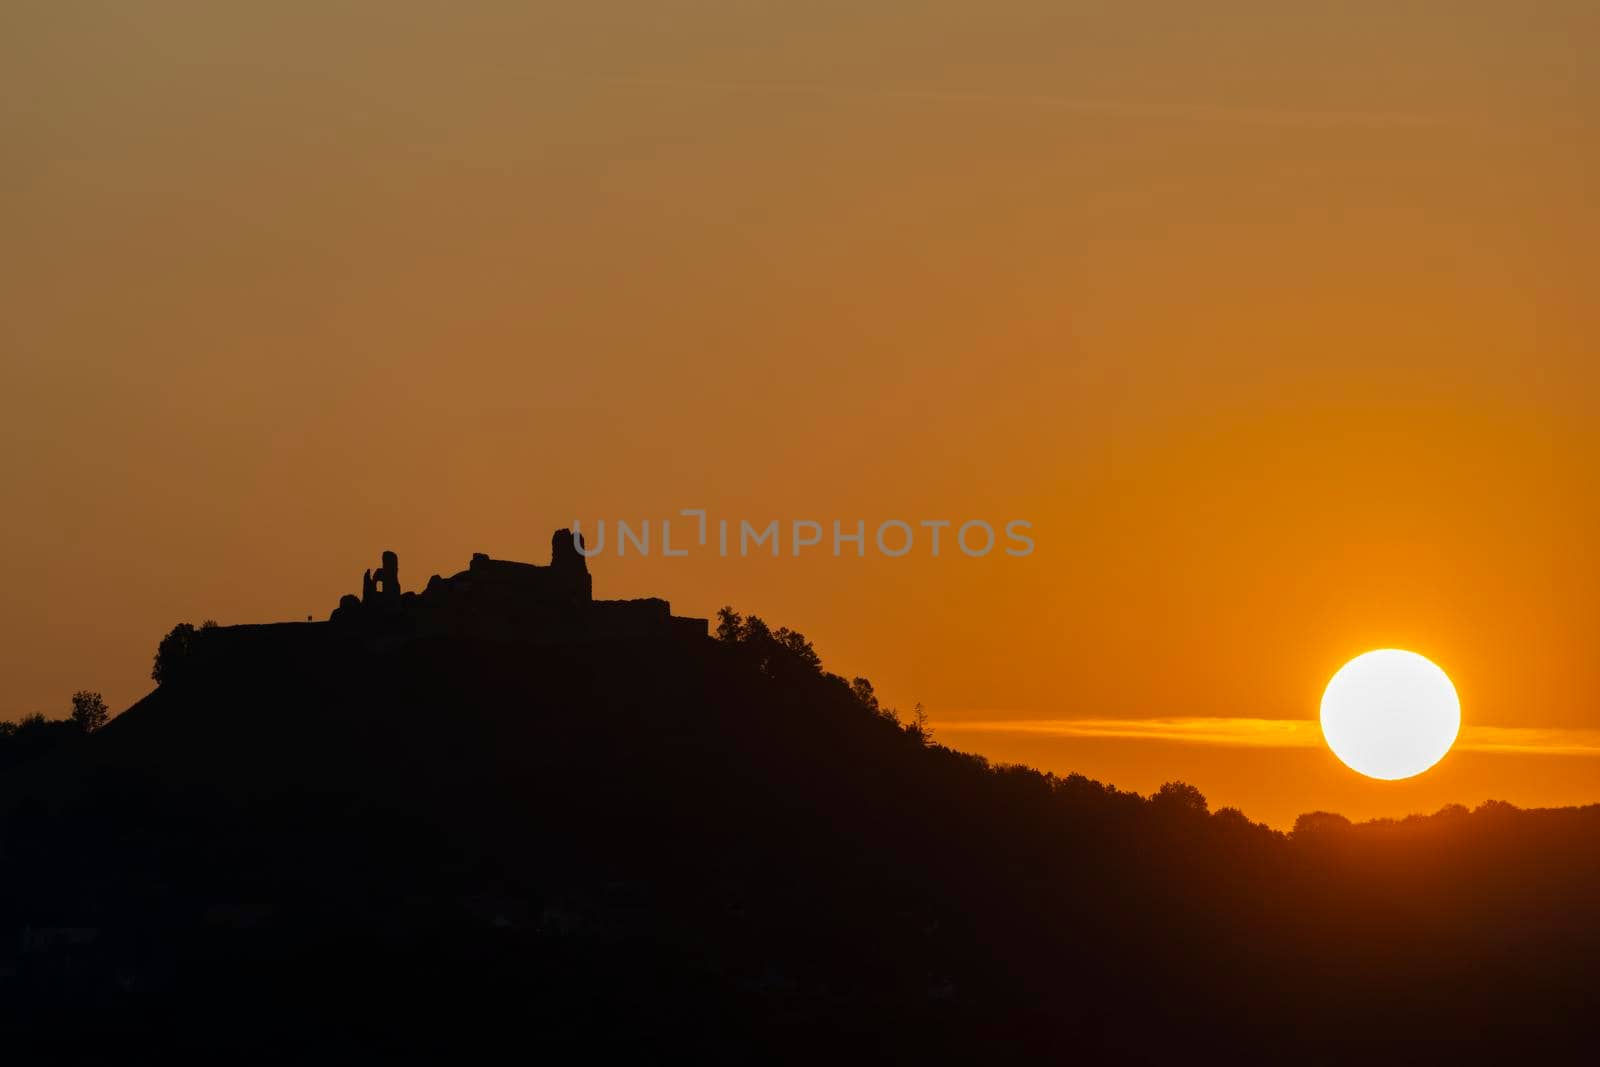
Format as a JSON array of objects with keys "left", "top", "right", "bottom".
[{"left": 3, "top": 3, "right": 1597, "bottom": 827}]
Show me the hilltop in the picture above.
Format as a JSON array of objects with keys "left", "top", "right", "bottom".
[{"left": 2, "top": 540, "right": 1597, "bottom": 1062}]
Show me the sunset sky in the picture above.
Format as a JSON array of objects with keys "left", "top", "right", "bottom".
[{"left": 4, "top": 3, "right": 1597, "bottom": 827}]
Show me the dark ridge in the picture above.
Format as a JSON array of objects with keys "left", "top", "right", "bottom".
[{"left": 2, "top": 543, "right": 1597, "bottom": 1062}]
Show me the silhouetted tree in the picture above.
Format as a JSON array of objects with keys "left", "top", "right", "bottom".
[
  {"left": 70, "top": 690, "right": 109, "bottom": 733},
  {"left": 906, "top": 702, "right": 932, "bottom": 745},
  {"left": 717, "top": 608, "right": 829, "bottom": 683},
  {"left": 1152, "top": 780, "right": 1209, "bottom": 816},
  {"left": 1291, "top": 811, "right": 1352, "bottom": 839},
  {"left": 153, "top": 621, "right": 218, "bottom": 686},
  {"left": 1211, "top": 806, "right": 1250, "bottom": 829},
  {"left": 153, "top": 623, "right": 198, "bottom": 685},
  {"left": 1474, "top": 799, "right": 1520, "bottom": 820},
  {"left": 772, "top": 627, "right": 821, "bottom": 673}
]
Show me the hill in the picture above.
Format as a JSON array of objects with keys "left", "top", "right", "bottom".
[{"left": 2, "top": 610, "right": 1598, "bottom": 1062}]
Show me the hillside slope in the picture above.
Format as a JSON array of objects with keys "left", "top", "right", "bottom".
[{"left": 2, "top": 624, "right": 1597, "bottom": 1062}]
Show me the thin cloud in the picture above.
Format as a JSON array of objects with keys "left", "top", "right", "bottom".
[
  {"left": 936, "top": 717, "right": 1600, "bottom": 758},
  {"left": 1456, "top": 726, "right": 1600, "bottom": 758}
]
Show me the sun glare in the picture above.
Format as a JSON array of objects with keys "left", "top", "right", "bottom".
[{"left": 1320, "top": 650, "right": 1460, "bottom": 780}]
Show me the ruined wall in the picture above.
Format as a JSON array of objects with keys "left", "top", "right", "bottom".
[{"left": 329, "top": 529, "right": 703, "bottom": 643}]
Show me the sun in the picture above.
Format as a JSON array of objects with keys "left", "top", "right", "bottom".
[{"left": 1320, "top": 649, "right": 1460, "bottom": 780}]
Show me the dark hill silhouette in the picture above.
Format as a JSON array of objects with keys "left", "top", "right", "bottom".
[{"left": 2, "top": 543, "right": 1598, "bottom": 1062}]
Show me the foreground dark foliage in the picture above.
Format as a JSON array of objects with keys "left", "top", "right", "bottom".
[{"left": 1, "top": 619, "right": 1596, "bottom": 1063}]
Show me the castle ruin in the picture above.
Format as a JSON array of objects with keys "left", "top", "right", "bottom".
[{"left": 329, "top": 529, "right": 707, "bottom": 642}]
